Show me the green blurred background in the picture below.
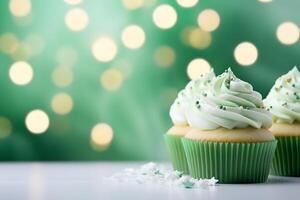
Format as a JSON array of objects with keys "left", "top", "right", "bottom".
[{"left": 0, "top": 0, "right": 299, "bottom": 161}]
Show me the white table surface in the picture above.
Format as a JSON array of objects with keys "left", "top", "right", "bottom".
[{"left": 0, "top": 162, "right": 299, "bottom": 200}]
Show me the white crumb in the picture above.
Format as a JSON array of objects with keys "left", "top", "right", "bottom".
[{"left": 108, "top": 162, "right": 218, "bottom": 189}]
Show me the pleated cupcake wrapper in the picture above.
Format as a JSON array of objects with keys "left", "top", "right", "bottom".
[
  {"left": 164, "top": 135, "right": 189, "bottom": 174},
  {"left": 182, "top": 138, "right": 277, "bottom": 183},
  {"left": 271, "top": 136, "right": 300, "bottom": 177}
]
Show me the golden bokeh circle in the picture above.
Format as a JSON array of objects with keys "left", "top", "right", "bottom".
[
  {"left": 92, "top": 37, "right": 118, "bottom": 62},
  {"left": 0, "top": 117, "right": 12, "bottom": 139},
  {"left": 197, "top": 9, "right": 220, "bottom": 32},
  {"left": 0, "top": 33, "right": 19, "bottom": 54},
  {"left": 9, "top": 0, "right": 31, "bottom": 17},
  {"left": 121, "top": 25, "right": 146, "bottom": 49},
  {"left": 154, "top": 46, "right": 176, "bottom": 67},
  {"left": 187, "top": 58, "right": 211, "bottom": 80},
  {"left": 9, "top": 61, "right": 33, "bottom": 85},
  {"left": 65, "top": 8, "right": 89, "bottom": 32},
  {"left": 188, "top": 28, "right": 212, "bottom": 49},
  {"left": 176, "top": 0, "right": 198, "bottom": 8},
  {"left": 91, "top": 123, "right": 114, "bottom": 151},
  {"left": 100, "top": 69, "right": 123, "bottom": 91},
  {"left": 122, "top": 0, "right": 144, "bottom": 10},
  {"left": 276, "top": 22, "right": 299, "bottom": 45},
  {"left": 51, "top": 93, "right": 74, "bottom": 115},
  {"left": 152, "top": 4, "right": 177, "bottom": 29},
  {"left": 25, "top": 110, "right": 50, "bottom": 134},
  {"left": 234, "top": 42, "right": 258, "bottom": 66}
]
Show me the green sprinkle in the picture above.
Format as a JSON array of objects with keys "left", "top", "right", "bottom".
[
  {"left": 183, "top": 181, "right": 194, "bottom": 189},
  {"left": 154, "top": 170, "right": 162, "bottom": 175},
  {"left": 175, "top": 171, "right": 184, "bottom": 178}
]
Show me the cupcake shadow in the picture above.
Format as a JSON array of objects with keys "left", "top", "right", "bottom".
[{"left": 266, "top": 175, "right": 300, "bottom": 185}]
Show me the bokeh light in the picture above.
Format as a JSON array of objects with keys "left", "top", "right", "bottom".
[
  {"left": 56, "top": 46, "right": 78, "bottom": 67},
  {"left": 187, "top": 27, "right": 212, "bottom": 49},
  {"left": 234, "top": 42, "right": 258, "bottom": 66},
  {"left": 9, "top": 61, "right": 33, "bottom": 85},
  {"left": 92, "top": 37, "right": 118, "bottom": 62},
  {"left": 276, "top": 22, "right": 299, "bottom": 45},
  {"left": 25, "top": 110, "right": 50, "bottom": 134},
  {"left": 65, "top": 8, "right": 89, "bottom": 32},
  {"left": 52, "top": 67, "right": 73, "bottom": 88},
  {"left": 187, "top": 58, "right": 211, "bottom": 80},
  {"left": 24, "top": 34, "right": 45, "bottom": 56},
  {"left": 51, "top": 93, "right": 74, "bottom": 115},
  {"left": 176, "top": 0, "right": 198, "bottom": 8},
  {"left": 64, "top": 0, "right": 82, "bottom": 5},
  {"left": 10, "top": 42, "right": 32, "bottom": 60},
  {"left": 154, "top": 46, "right": 176, "bottom": 67},
  {"left": 0, "top": 33, "right": 19, "bottom": 54},
  {"left": 152, "top": 4, "right": 177, "bottom": 29},
  {"left": 100, "top": 69, "right": 123, "bottom": 91},
  {"left": 197, "top": 9, "right": 220, "bottom": 32},
  {"left": 121, "top": 25, "right": 146, "bottom": 49},
  {"left": 9, "top": 0, "right": 31, "bottom": 17},
  {"left": 91, "top": 123, "right": 113, "bottom": 151},
  {"left": 0, "top": 117, "right": 12, "bottom": 139},
  {"left": 258, "top": 0, "right": 272, "bottom": 3},
  {"left": 122, "top": 0, "right": 144, "bottom": 10}
]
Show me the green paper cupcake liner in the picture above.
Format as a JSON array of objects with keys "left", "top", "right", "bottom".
[
  {"left": 164, "top": 134, "right": 189, "bottom": 174},
  {"left": 271, "top": 136, "right": 300, "bottom": 177},
  {"left": 182, "top": 138, "right": 277, "bottom": 183}
]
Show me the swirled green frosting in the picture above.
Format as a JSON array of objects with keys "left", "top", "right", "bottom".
[
  {"left": 169, "top": 71, "right": 215, "bottom": 125},
  {"left": 264, "top": 66, "right": 300, "bottom": 123},
  {"left": 186, "top": 68, "right": 272, "bottom": 130}
]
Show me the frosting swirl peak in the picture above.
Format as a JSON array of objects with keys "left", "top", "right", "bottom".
[
  {"left": 264, "top": 66, "right": 300, "bottom": 123},
  {"left": 187, "top": 68, "right": 272, "bottom": 130}
]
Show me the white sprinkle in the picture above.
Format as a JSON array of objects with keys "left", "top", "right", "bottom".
[{"left": 107, "top": 162, "right": 218, "bottom": 189}]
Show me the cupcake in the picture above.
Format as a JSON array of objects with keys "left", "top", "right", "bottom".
[
  {"left": 165, "top": 71, "right": 215, "bottom": 174},
  {"left": 182, "top": 68, "right": 277, "bottom": 183},
  {"left": 264, "top": 66, "right": 300, "bottom": 176}
]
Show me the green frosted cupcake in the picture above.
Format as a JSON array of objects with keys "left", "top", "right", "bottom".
[
  {"left": 264, "top": 67, "right": 300, "bottom": 176},
  {"left": 183, "top": 68, "right": 277, "bottom": 183},
  {"left": 165, "top": 71, "right": 215, "bottom": 174}
]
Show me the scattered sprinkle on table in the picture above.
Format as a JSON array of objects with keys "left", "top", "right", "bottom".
[{"left": 108, "top": 162, "right": 218, "bottom": 189}]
